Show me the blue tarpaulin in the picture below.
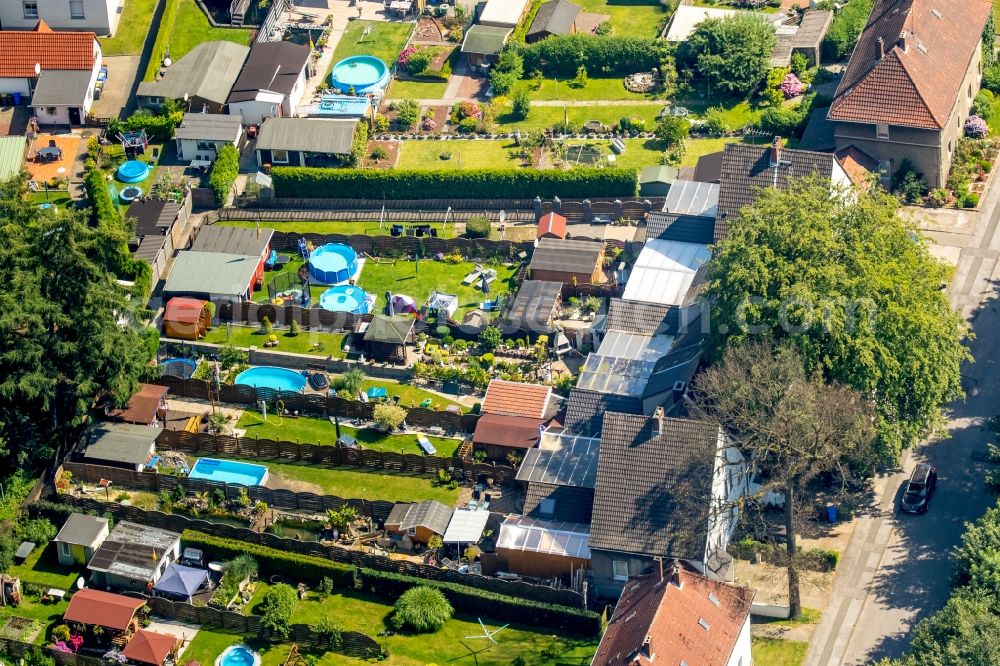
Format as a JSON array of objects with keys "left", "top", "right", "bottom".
[{"left": 152, "top": 563, "right": 208, "bottom": 601}]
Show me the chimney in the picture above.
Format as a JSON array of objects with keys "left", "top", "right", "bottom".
[
  {"left": 640, "top": 635, "right": 653, "bottom": 659},
  {"left": 770, "top": 135, "right": 782, "bottom": 166},
  {"left": 654, "top": 406, "right": 665, "bottom": 435},
  {"left": 670, "top": 561, "right": 683, "bottom": 588},
  {"left": 877, "top": 36, "right": 885, "bottom": 59},
  {"left": 672, "top": 381, "right": 687, "bottom": 404},
  {"left": 898, "top": 31, "right": 909, "bottom": 53}
]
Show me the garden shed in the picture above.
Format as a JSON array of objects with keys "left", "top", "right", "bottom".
[
  {"left": 478, "top": 0, "right": 530, "bottom": 28},
  {"left": 162, "top": 297, "right": 210, "bottom": 340},
  {"left": 162, "top": 251, "right": 260, "bottom": 302},
  {"left": 54, "top": 513, "right": 110, "bottom": 566},
  {"left": 123, "top": 629, "right": 180, "bottom": 666},
  {"left": 174, "top": 113, "right": 244, "bottom": 163},
  {"left": 63, "top": 589, "right": 145, "bottom": 632},
  {"left": 473, "top": 413, "right": 544, "bottom": 461},
  {"left": 385, "top": 501, "right": 454, "bottom": 546},
  {"left": 190, "top": 225, "right": 273, "bottom": 289},
  {"left": 88, "top": 521, "right": 181, "bottom": 592},
  {"left": 109, "top": 383, "right": 168, "bottom": 427},
  {"left": 461, "top": 25, "right": 511, "bottom": 68},
  {"left": 536, "top": 212, "right": 567, "bottom": 240},
  {"left": 526, "top": 0, "right": 581, "bottom": 43},
  {"left": 362, "top": 315, "right": 415, "bottom": 365},
  {"left": 638, "top": 165, "right": 678, "bottom": 197},
  {"left": 83, "top": 423, "right": 157, "bottom": 471},
  {"left": 529, "top": 238, "right": 604, "bottom": 285},
  {"left": 496, "top": 515, "right": 591, "bottom": 583}
]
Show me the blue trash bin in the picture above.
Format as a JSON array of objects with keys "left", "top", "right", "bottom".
[
  {"left": 12, "top": 92, "right": 21, "bottom": 105},
  {"left": 826, "top": 505, "right": 838, "bottom": 523}
]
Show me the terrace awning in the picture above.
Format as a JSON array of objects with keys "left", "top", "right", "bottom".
[
  {"left": 443, "top": 509, "right": 490, "bottom": 544},
  {"left": 152, "top": 563, "right": 208, "bottom": 599}
]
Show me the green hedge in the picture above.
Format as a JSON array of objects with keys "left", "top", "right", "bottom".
[
  {"left": 84, "top": 168, "right": 122, "bottom": 227},
  {"left": 208, "top": 144, "right": 240, "bottom": 207},
  {"left": 519, "top": 34, "right": 667, "bottom": 77},
  {"left": 273, "top": 167, "right": 637, "bottom": 199},
  {"left": 181, "top": 530, "right": 356, "bottom": 588},
  {"left": 357, "top": 568, "right": 601, "bottom": 635}
]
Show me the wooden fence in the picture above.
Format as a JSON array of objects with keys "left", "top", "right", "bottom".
[{"left": 50, "top": 494, "right": 586, "bottom": 609}]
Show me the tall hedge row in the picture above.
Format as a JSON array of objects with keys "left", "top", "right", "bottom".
[
  {"left": 84, "top": 167, "right": 122, "bottom": 227},
  {"left": 519, "top": 34, "right": 667, "bottom": 77},
  {"left": 208, "top": 144, "right": 240, "bottom": 207},
  {"left": 272, "top": 167, "right": 638, "bottom": 199}
]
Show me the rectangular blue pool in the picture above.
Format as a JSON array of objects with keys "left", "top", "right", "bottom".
[{"left": 188, "top": 458, "right": 269, "bottom": 487}]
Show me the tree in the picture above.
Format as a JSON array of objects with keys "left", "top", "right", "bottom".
[
  {"left": 289, "top": 319, "right": 300, "bottom": 336},
  {"left": 479, "top": 325, "right": 502, "bottom": 351},
  {"left": 259, "top": 584, "right": 297, "bottom": 638},
  {"left": 390, "top": 586, "right": 453, "bottom": 632},
  {"left": 373, "top": 403, "right": 407, "bottom": 431},
  {"left": 393, "top": 99, "right": 420, "bottom": 130},
  {"left": 892, "top": 159, "right": 928, "bottom": 203},
  {"left": 219, "top": 344, "right": 248, "bottom": 371},
  {"left": 703, "top": 177, "right": 969, "bottom": 463},
  {"left": 340, "top": 367, "right": 366, "bottom": 396},
  {"left": 313, "top": 616, "right": 343, "bottom": 649},
  {"left": 680, "top": 13, "right": 777, "bottom": 97},
  {"left": 654, "top": 116, "right": 690, "bottom": 149},
  {"left": 511, "top": 89, "right": 532, "bottom": 120},
  {"left": 694, "top": 340, "right": 876, "bottom": 618},
  {"left": 465, "top": 216, "right": 492, "bottom": 239}
]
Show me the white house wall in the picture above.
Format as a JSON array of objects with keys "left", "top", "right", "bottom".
[
  {"left": 0, "top": 0, "right": 120, "bottom": 35},
  {"left": 0, "top": 78, "right": 31, "bottom": 97}
]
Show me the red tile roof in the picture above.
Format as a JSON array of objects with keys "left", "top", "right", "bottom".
[
  {"left": 63, "top": 589, "right": 145, "bottom": 631},
  {"left": 0, "top": 22, "right": 98, "bottom": 78},
  {"left": 163, "top": 297, "right": 207, "bottom": 324},
  {"left": 123, "top": 630, "right": 178, "bottom": 666},
  {"left": 482, "top": 379, "right": 551, "bottom": 419},
  {"left": 111, "top": 384, "right": 169, "bottom": 425},
  {"left": 473, "top": 413, "right": 543, "bottom": 449},
  {"left": 592, "top": 569, "right": 755, "bottom": 666},
  {"left": 829, "top": 0, "right": 992, "bottom": 129},
  {"left": 536, "top": 212, "right": 567, "bottom": 239}
]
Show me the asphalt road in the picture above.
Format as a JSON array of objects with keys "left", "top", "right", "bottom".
[{"left": 804, "top": 187, "right": 1000, "bottom": 664}]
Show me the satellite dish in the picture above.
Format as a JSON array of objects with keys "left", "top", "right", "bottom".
[{"left": 75, "top": 577, "right": 85, "bottom": 590}]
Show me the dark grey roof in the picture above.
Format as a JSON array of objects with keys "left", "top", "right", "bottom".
[
  {"left": 55, "top": 513, "right": 108, "bottom": 547},
  {"left": 523, "top": 483, "right": 594, "bottom": 523},
  {"left": 605, "top": 299, "right": 678, "bottom": 336},
  {"left": 135, "top": 235, "right": 167, "bottom": 264},
  {"left": 461, "top": 25, "right": 511, "bottom": 55},
  {"left": 227, "top": 41, "right": 310, "bottom": 102},
  {"left": 126, "top": 199, "right": 181, "bottom": 239},
  {"left": 386, "top": 501, "right": 453, "bottom": 535},
  {"left": 256, "top": 117, "right": 358, "bottom": 155},
  {"left": 516, "top": 432, "right": 601, "bottom": 488},
  {"left": 88, "top": 521, "right": 181, "bottom": 581},
  {"left": 590, "top": 412, "right": 719, "bottom": 558},
  {"left": 174, "top": 113, "right": 243, "bottom": 142},
  {"left": 793, "top": 9, "right": 833, "bottom": 48},
  {"left": 363, "top": 315, "right": 414, "bottom": 344},
  {"left": 137, "top": 41, "right": 250, "bottom": 105},
  {"left": 191, "top": 225, "right": 273, "bottom": 258},
  {"left": 693, "top": 150, "right": 724, "bottom": 184},
  {"left": 715, "top": 142, "right": 837, "bottom": 241},
  {"left": 32, "top": 69, "right": 92, "bottom": 106},
  {"left": 527, "top": 0, "right": 581, "bottom": 37},
  {"left": 506, "top": 280, "right": 562, "bottom": 332},
  {"left": 645, "top": 213, "right": 716, "bottom": 245},
  {"left": 563, "top": 388, "right": 642, "bottom": 437},
  {"left": 530, "top": 238, "right": 603, "bottom": 273},
  {"left": 641, "top": 335, "right": 704, "bottom": 401},
  {"left": 84, "top": 424, "right": 156, "bottom": 465}
]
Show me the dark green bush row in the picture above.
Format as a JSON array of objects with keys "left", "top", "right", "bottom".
[
  {"left": 181, "top": 530, "right": 355, "bottom": 587},
  {"left": 510, "top": 0, "right": 544, "bottom": 45},
  {"left": 108, "top": 109, "right": 183, "bottom": 143},
  {"left": 357, "top": 568, "right": 601, "bottom": 635},
  {"left": 519, "top": 34, "right": 667, "bottom": 77},
  {"left": 272, "top": 167, "right": 637, "bottom": 199},
  {"left": 84, "top": 167, "right": 122, "bottom": 226},
  {"left": 208, "top": 144, "right": 240, "bottom": 207}
]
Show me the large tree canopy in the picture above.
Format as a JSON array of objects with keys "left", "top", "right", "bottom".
[
  {"left": 0, "top": 176, "right": 151, "bottom": 471},
  {"left": 679, "top": 13, "right": 777, "bottom": 97},
  {"left": 703, "top": 177, "right": 969, "bottom": 463}
]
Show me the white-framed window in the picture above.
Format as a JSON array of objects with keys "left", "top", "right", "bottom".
[
  {"left": 23, "top": 1, "right": 39, "bottom": 18},
  {"left": 58, "top": 542, "right": 71, "bottom": 557},
  {"left": 271, "top": 149, "right": 289, "bottom": 164},
  {"left": 539, "top": 498, "right": 555, "bottom": 515},
  {"left": 612, "top": 560, "right": 629, "bottom": 581},
  {"left": 196, "top": 140, "right": 215, "bottom": 151},
  {"left": 69, "top": 0, "right": 85, "bottom": 18},
  {"left": 876, "top": 124, "right": 889, "bottom": 140}
]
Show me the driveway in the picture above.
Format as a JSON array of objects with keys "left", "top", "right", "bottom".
[
  {"left": 91, "top": 55, "right": 141, "bottom": 120},
  {"left": 804, "top": 166, "right": 1000, "bottom": 665}
]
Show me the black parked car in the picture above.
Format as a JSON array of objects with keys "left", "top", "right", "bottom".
[{"left": 901, "top": 463, "right": 938, "bottom": 514}]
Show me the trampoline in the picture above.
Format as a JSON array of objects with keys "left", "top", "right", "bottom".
[
  {"left": 308, "top": 243, "right": 358, "bottom": 284},
  {"left": 161, "top": 357, "right": 197, "bottom": 379},
  {"left": 117, "top": 160, "right": 150, "bottom": 183},
  {"left": 319, "top": 285, "right": 371, "bottom": 314},
  {"left": 329, "top": 55, "right": 390, "bottom": 94},
  {"left": 119, "top": 185, "right": 142, "bottom": 203}
]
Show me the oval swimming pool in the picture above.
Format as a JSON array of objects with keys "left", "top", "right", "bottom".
[
  {"left": 189, "top": 458, "right": 269, "bottom": 487},
  {"left": 234, "top": 366, "right": 307, "bottom": 392},
  {"left": 329, "top": 55, "right": 389, "bottom": 94},
  {"left": 319, "top": 285, "right": 370, "bottom": 314},
  {"left": 309, "top": 243, "right": 358, "bottom": 284},
  {"left": 117, "top": 160, "right": 150, "bottom": 183}
]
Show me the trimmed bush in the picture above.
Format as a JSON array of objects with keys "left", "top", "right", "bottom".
[
  {"left": 519, "top": 34, "right": 666, "bottom": 77},
  {"left": 180, "top": 530, "right": 355, "bottom": 587},
  {"left": 465, "top": 216, "right": 492, "bottom": 238},
  {"left": 259, "top": 583, "right": 297, "bottom": 638},
  {"left": 272, "top": 167, "right": 637, "bottom": 199},
  {"left": 84, "top": 168, "right": 122, "bottom": 226},
  {"left": 390, "top": 586, "right": 453, "bottom": 632},
  {"left": 208, "top": 144, "right": 240, "bottom": 207}
]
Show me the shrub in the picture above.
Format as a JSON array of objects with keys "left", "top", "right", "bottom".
[
  {"left": 348, "top": 122, "right": 368, "bottom": 167},
  {"left": 973, "top": 90, "right": 995, "bottom": 120},
  {"left": 390, "top": 586, "right": 453, "bottom": 633},
  {"left": 457, "top": 117, "right": 478, "bottom": 133},
  {"left": 570, "top": 64, "right": 589, "bottom": 88},
  {"left": 51, "top": 625, "right": 71, "bottom": 643},
  {"left": 19, "top": 518, "right": 56, "bottom": 543},
  {"left": 928, "top": 188, "right": 950, "bottom": 207},
  {"left": 393, "top": 99, "right": 420, "bottom": 130},
  {"left": 405, "top": 49, "right": 432, "bottom": 76},
  {"left": 496, "top": 49, "right": 524, "bottom": 79},
  {"left": 780, "top": 72, "right": 803, "bottom": 98},
  {"left": 757, "top": 105, "right": 808, "bottom": 137},
  {"left": 679, "top": 13, "right": 777, "bottom": 97},
  {"left": 618, "top": 116, "right": 646, "bottom": 133},
  {"left": 595, "top": 20, "right": 612, "bottom": 36},
  {"left": 272, "top": 167, "right": 638, "bottom": 199},
  {"left": 84, "top": 167, "right": 122, "bottom": 227},
  {"left": 465, "top": 216, "right": 492, "bottom": 238},
  {"left": 965, "top": 115, "right": 989, "bottom": 139},
  {"left": 520, "top": 34, "right": 667, "bottom": 77},
  {"left": 822, "top": 0, "right": 874, "bottom": 60},
  {"left": 370, "top": 146, "right": 388, "bottom": 161},
  {"left": 208, "top": 144, "right": 240, "bottom": 207},
  {"left": 313, "top": 616, "right": 343, "bottom": 649},
  {"left": 892, "top": 159, "right": 928, "bottom": 204},
  {"left": 479, "top": 325, "right": 502, "bottom": 351},
  {"left": 790, "top": 51, "right": 809, "bottom": 77},
  {"left": 701, "top": 107, "right": 729, "bottom": 136},
  {"left": 490, "top": 69, "right": 518, "bottom": 95},
  {"left": 985, "top": 64, "right": 1000, "bottom": 95},
  {"left": 963, "top": 192, "right": 981, "bottom": 208},
  {"left": 259, "top": 583, "right": 297, "bottom": 638},
  {"left": 511, "top": 89, "right": 532, "bottom": 120},
  {"left": 373, "top": 403, "right": 407, "bottom": 431},
  {"left": 479, "top": 352, "right": 495, "bottom": 367},
  {"left": 655, "top": 116, "right": 690, "bottom": 149}
]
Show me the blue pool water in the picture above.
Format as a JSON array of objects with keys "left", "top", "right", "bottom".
[
  {"left": 216, "top": 645, "right": 261, "bottom": 666},
  {"left": 309, "top": 243, "right": 358, "bottom": 284},
  {"left": 234, "top": 366, "right": 307, "bottom": 392},
  {"left": 319, "top": 285, "right": 370, "bottom": 314},
  {"left": 117, "top": 160, "right": 150, "bottom": 183},
  {"left": 189, "top": 458, "right": 269, "bottom": 487},
  {"left": 329, "top": 55, "right": 389, "bottom": 94}
]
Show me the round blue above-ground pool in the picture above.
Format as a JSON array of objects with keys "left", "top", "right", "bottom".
[
  {"left": 319, "top": 285, "right": 370, "bottom": 314},
  {"left": 235, "top": 366, "right": 307, "bottom": 392},
  {"left": 329, "top": 55, "right": 389, "bottom": 94},
  {"left": 309, "top": 243, "right": 358, "bottom": 284},
  {"left": 117, "top": 160, "right": 150, "bottom": 183},
  {"left": 216, "top": 645, "right": 261, "bottom": 666}
]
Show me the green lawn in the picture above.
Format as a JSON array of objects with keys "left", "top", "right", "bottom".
[
  {"left": 187, "top": 587, "right": 598, "bottom": 666},
  {"left": 327, "top": 20, "right": 414, "bottom": 78},
  {"left": 266, "top": 461, "right": 459, "bottom": 503},
  {"left": 357, "top": 379, "right": 470, "bottom": 413},
  {"left": 575, "top": 0, "right": 669, "bottom": 37},
  {"left": 202, "top": 325, "right": 347, "bottom": 358},
  {"left": 99, "top": 0, "right": 158, "bottom": 55},
  {"left": 497, "top": 103, "right": 663, "bottom": 131},
  {"left": 679, "top": 98, "right": 765, "bottom": 130},
  {"left": 387, "top": 78, "right": 448, "bottom": 99},
  {"left": 357, "top": 259, "right": 519, "bottom": 318},
  {"left": 236, "top": 411, "right": 463, "bottom": 456},
  {"left": 0, "top": 594, "right": 69, "bottom": 632},
  {"left": 8, "top": 543, "right": 82, "bottom": 591},
  {"left": 144, "top": 0, "right": 253, "bottom": 81},
  {"left": 751, "top": 637, "right": 808, "bottom": 666},
  {"left": 219, "top": 219, "right": 456, "bottom": 238},
  {"left": 27, "top": 191, "right": 73, "bottom": 208},
  {"left": 514, "top": 76, "right": 658, "bottom": 101},
  {"left": 397, "top": 139, "right": 523, "bottom": 169}
]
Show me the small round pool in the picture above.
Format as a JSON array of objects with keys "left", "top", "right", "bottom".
[
  {"left": 309, "top": 243, "right": 358, "bottom": 284},
  {"left": 119, "top": 185, "right": 142, "bottom": 202},
  {"left": 329, "top": 55, "right": 390, "bottom": 94},
  {"left": 161, "top": 357, "right": 197, "bottom": 379},
  {"left": 319, "top": 285, "right": 370, "bottom": 314},
  {"left": 235, "top": 366, "right": 307, "bottom": 392},
  {"left": 216, "top": 645, "right": 260, "bottom": 666},
  {"left": 117, "top": 160, "right": 150, "bottom": 183}
]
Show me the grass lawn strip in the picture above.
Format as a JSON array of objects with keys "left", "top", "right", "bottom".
[
  {"left": 8, "top": 542, "right": 82, "bottom": 590},
  {"left": 574, "top": 0, "right": 668, "bottom": 38},
  {"left": 514, "top": 76, "right": 656, "bottom": 102},
  {"left": 387, "top": 79, "right": 448, "bottom": 99},
  {"left": 397, "top": 139, "right": 522, "bottom": 169},
  {"left": 265, "top": 461, "right": 459, "bottom": 503},
  {"left": 497, "top": 103, "right": 662, "bottom": 131},
  {"left": 218, "top": 219, "right": 455, "bottom": 238},
  {"left": 99, "top": 0, "right": 158, "bottom": 55},
  {"left": 327, "top": 21, "right": 414, "bottom": 79},
  {"left": 751, "top": 637, "right": 808, "bottom": 666},
  {"left": 202, "top": 324, "right": 347, "bottom": 358}
]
